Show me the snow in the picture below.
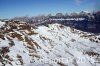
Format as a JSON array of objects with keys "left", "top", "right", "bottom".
[
  {"left": 37, "top": 24, "right": 100, "bottom": 65},
  {"left": 0, "top": 39, "right": 9, "bottom": 47},
  {"left": 0, "top": 21, "right": 5, "bottom": 28},
  {"left": 0, "top": 23, "right": 100, "bottom": 66},
  {"left": 30, "top": 23, "right": 100, "bottom": 66}
]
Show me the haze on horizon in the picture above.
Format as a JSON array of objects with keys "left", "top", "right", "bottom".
[{"left": 0, "top": 0, "right": 100, "bottom": 19}]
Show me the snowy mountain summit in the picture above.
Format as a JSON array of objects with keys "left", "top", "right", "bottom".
[{"left": 0, "top": 21, "right": 100, "bottom": 66}]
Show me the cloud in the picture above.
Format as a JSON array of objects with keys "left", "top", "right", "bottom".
[{"left": 75, "top": 0, "right": 81, "bottom": 5}]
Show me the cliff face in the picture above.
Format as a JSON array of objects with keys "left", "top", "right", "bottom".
[{"left": 0, "top": 21, "right": 100, "bottom": 66}]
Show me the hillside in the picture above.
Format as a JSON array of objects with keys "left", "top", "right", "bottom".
[{"left": 0, "top": 21, "right": 100, "bottom": 66}]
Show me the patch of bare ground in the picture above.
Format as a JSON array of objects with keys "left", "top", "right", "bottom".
[
  {"left": 8, "top": 32, "right": 23, "bottom": 41},
  {"left": 84, "top": 51, "right": 99, "bottom": 57},
  {"left": 9, "top": 24, "right": 17, "bottom": 29},
  {"left": 89, "top": 37, "right": 100, "bottom": 43},
  {"left": 80, "top": 33, "right": 100, "bottom": 43},
  {"left": 3, "top": 28, "right": 14, "bottom": 33},
  {"left": 70, "top": 39, "right": 76, "bottom": 42},
  {"left": 0, "top": 32, "right": 5, "bottom": 40},
  {"left": 0, "top": 47, "right": 13, "bottom": 66},
  {"left": 16, "top": 54, "right": 23, "bottom": 65},
  {"left": 9, "top": 40, "right": 15, "bottom": 47},
  {"left": 40, "top": 35, "right": 49, "bottom": 40},
  {"left": 59, "top": 25, "right": 64, "bottom": 29},
  {"left": 57, "top": 62, "right": 67, "bottom": 66},
  {"left": 70, "top": 28, "right": 100, "bottom": 43},
  {"left": 24, "top": 36, "right": 40, "bottom": 50},
  {"left": 24, "top": 36, "right": 41, "bottom": 58},
  {"left": 18, "top": 24, "right": 31, "bottom": 30},
  {"left": 27, "top": 30, "right": 38, "bottom": 35}
]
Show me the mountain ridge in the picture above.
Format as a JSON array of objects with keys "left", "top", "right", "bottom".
[{"left": 0, "top": 21, "right": 100, "bottom": 66}]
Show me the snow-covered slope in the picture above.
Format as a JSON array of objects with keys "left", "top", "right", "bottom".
[
  {"left": 0, "top": 21, "right": 5, "bottom": 28},
  {"left": 0, "top": 21, "right": 100, "bottom": 66}
]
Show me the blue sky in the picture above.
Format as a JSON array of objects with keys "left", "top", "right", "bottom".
[{"left": 0, "top": 0, "right": 100, "bottom": 19}]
